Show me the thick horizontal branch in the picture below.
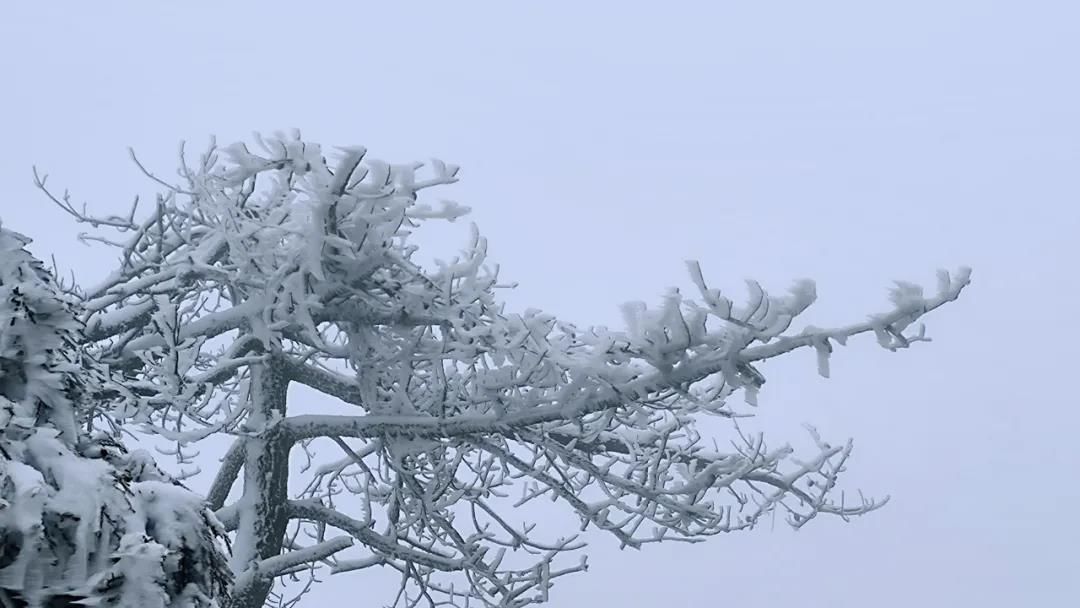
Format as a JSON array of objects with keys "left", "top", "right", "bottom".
[
  {"left": 285, "top": 271, "right": 972, "bottom": 443},
  {"left": 120, "top": 300, "right": 261, "bottom": 354},
  {"left": 84, "top": 302, "right": 156, "bottom": 342},
  {"left": 86, "top": 292, "right": 437, "bottom": 349},
  {"left": 280, "top": 359, "right": 366, "bottom": 406},
  {"left": 281, "top": 351, "right": 725, "bottom": 441},
  {"left": 231, "top": 536, "right": 354, "bottom": 598}
]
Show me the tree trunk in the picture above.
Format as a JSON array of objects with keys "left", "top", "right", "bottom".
[{"left": 226, "top": 355, "right": 291, "bottom": 608}]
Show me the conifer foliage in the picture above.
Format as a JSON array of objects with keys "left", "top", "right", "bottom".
[{"left": 0, "top": 226, "right": 231, "bottom": 608}]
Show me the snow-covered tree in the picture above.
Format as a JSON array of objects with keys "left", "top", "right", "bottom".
[
  {"left": 35, "top": 132, "right": 970, "bottom": 608},
  {"left": 0, "top": 225, "right": 231, "bottom": 608}
]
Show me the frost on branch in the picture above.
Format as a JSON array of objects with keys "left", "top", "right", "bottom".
[
  {"left": 38, "top": 132, "right": 970, "bottom": 608},
  {"left": 0, "top": 226, "right": 231, "bottom": 608}
]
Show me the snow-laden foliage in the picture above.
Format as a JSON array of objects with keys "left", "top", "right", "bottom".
[
  {"left": 36, "top": 132, "right": 970, "bottom": 608},
  {"left": 0, "top": 226, "right": 231, "bottom": 608}
]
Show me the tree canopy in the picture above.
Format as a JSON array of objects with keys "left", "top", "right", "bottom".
[{"left": 26, "top": 132, "right": 969, "bottom": 608}]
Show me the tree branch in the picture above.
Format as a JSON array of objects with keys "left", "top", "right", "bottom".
[
  {"left": 287, "top": 499, "right": 465, "bottom": 572},
  {"left": 231, "top": 536, "right": 353, "bottom": 602},
  {"left": 280, "top": 358, "right": 366, "bottom": 406},
  {"left": 741, "top": 267, "right": 971, "bottom": 363},
  {"left": 208, "top": 438, "right": 246, "bottom": 511},
  {"left": 284, "top": 270, "right": 972, "bottom": 444}
]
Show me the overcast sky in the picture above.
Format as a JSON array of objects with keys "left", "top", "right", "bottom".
[{"left": 3, "top": 2, "right": 1078, "bottom": 606}]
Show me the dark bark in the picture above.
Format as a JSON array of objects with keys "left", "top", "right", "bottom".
[{"left": 223, "top": 355, "right": 291, "bottom": 608}]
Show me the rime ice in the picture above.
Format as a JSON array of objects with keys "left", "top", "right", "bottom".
[{"left": 24, "top": 134, "right": 970, "bottom": 608}]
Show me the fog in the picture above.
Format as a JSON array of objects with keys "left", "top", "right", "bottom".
[{"left": 2, "top": 3, "right": 1077, "bottom": 605}]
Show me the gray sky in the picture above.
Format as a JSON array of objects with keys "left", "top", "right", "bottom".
[{"left": 3, "top": 2, "right": 1078, "bottom": 606}]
